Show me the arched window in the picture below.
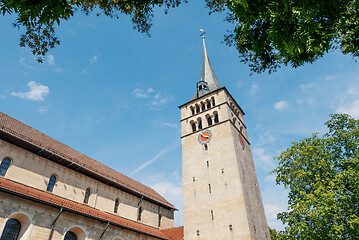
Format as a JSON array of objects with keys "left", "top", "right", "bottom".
[
  {"left": 190, "top": 107, "right": 195, "bottom": 115},
  {"left": 137, "top": 207, "right": 143, "bottom": 221},
  {"left": 64, "top": 231, "right": 77, "bottom": 240},
  {"left": 114, "top": 198, "right": 120, "bottom": 213},
  {"left": 214, "top": 112, "right": 219, "bottom": 123},
  {"left": 197, "top": 118, "right": 202, "bottom": 130},
  {"left": 196, "top": 105, "right": 200, "bottom": 114},
  {"left": 206, "top": 101, "right": 211, "bottom": 109},
  {"left": 201, "top": 103, "right": 205, "bottom": 111},
  {"left": 0, "top": 218, "right": 21, "bottom": 240},
  {"left": 46, "top": 175, "right": 57, "bottom": 192},
  {"left": 191, "top": 121, "right": 196, "bottom": 132},
  {"left": 212, "top": 97, "right": 216, "bottom": 106},
  {"left": 83, "top": 188, "right": 91, "bottom": 204},
  {"left": 0, "top": 158, "right": 11, "bottom": 177},
  {"left": 206, "top": 115, "right": 213, "bottom": 126}
]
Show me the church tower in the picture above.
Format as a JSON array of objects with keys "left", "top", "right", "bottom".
[{"left": 179, "top": 36, "right": 271, "bottom": 240}]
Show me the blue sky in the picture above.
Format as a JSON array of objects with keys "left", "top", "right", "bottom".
[{"left": 1, "top": 1, "right": 359, "bottom": 230}]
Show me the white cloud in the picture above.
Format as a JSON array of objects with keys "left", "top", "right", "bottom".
[
  {"left": 11, "top": 81, "right": 49, "bottom": 101},
  {"left": 252, "top": 147, "right": 275, "bottom": 171},
  {"left": 90, "top": 55, "right": 98, "bottom": 64},
  {"left": 19, "top": 57, "right": 34, "bottom": 69},
  {"left": 154, "top": 119, "right": 178, "bottom": 128},
  {"left": 129, "top": 141, "right": 180, "bottom": 176},
  {"left": 336, "top": 99, "right": 359, "bottom": 118},
  {"left": 273, "top": 101, "right": 289, "bottom": 110},
  {"left": 250, "top": 83, "right": 259, "bottom": 95},
  {"left": 300, "top": 82, "right": 315, "bottom": 90},
  {"left": 133, "top": 87, "right": 174, "bottom": 109},
  {"left": 38, "top": 106, "right": 50, "bottom": 113},
  {"left": 47, "top": 54, "right": 55, "bottom": 66},
  {"left": 325, "top": 74, "right": 338, "bottom": 81}
]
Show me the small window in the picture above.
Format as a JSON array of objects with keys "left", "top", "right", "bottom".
[
  {"left": 137, "top": 207, "right": 143, "bottom": 221},
  {"left": 46, "top": 175, "right": 57, "bottom": 192},
  {"left": 207, "top": 101, "right": 211, "bottom": 109},
  {"left": 212, "top": 98, "right": 216, "bottom": 106},
  {"left": 198, "top": 118, "right": 202, "bottom": 130},
  {"left": 191, "top": 107, "right": 195, "bottom": 115},
  {"left": 214, "top": 112, "right": 219, "bottom": 123},
  {"left": 64, "top": 231, "right": 77, "bottom": 240},
  {"left": 201, "top": 103, "right": 205, "bottom": 111},
  {"left": 204, "top": 144, "right": 208, "bottom": 151},
  {"left": 0, "top": 158, "right": 11, "bottom": 177},
  {"left": 196, "top": 106, "right": 200, "bottom": 114},
  {"left": 114, "top": 198, "right": 120, "bottom": 213},
  {"left": 207, "top": 116, "right": 212, "bottom": 126},
  {"left": 211, "top": 210, "right": 214, "bottom": 220},
  {"left": 191, "top": 122, "right": 196, "bottom": 132},
  {"left": 83, "top": 188, "right": 91, "bottom": 204},
  {"left": 158, "top": 214, "right": 162, "bottom": 228},
  {"left": 0, "top": 218, "right": 21, "bottom": 240},
  {"left": 208, "top": 184, "right": 211, "bottom": 193}
]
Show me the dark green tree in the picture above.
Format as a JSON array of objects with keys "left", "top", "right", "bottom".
[
  {"left": 206, "top": 0, "right": 359, "bottom": 74},
  {"left": 271, "top": 114, "right": 359, "bottom": 239},
  {"left": 1, "top": 0, "right": 184, "bottom": 62}
]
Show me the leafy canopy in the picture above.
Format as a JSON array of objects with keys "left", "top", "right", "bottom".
[
  {"left": 206, "top": 0, "right": 359, "bottom": 74},
  {"left": 0, "top": 0, "right": 184, "bottom": 62},
  {"left": 271, "top": 114, "right": 359, "bottom": 239}
]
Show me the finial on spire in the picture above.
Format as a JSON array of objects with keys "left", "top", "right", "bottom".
[{"left": 200, "top": 29, "right": 206, "bottom": 39}]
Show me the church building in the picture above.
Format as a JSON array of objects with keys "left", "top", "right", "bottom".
[{"left": 0, "top": 36, "right": 269, "bottom": 240}]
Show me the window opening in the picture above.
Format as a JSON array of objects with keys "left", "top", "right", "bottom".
[
  {"left": 207, "top": 101, "right": 211, "bottom": 109},
  {"left": 212, "top": 98, "right": 215, "bottom": 106},
  {"left": 64, "top": 231, "right": 77, "bottom": 240},
  {"left": 211, "top": 210, "right": 214, "bottom": 220},
  {"left": 114, "top": 198, "right": 120, "bottom": 213},
  {"left": 137, "top": 207, "right": 143, "bottom": 221},
  {"left": 204, "top": 144, "right": 208, "bottom": 150},
  {"left": 201, "top": 104, "right": 205, "bottom": 111},
  {"left": 191, "top": 122, "right": 196, "bottom": 132},
  {"left": 191, "top": 107, "right": 195, "bottom": 115},
  {"left": 0, "top": 158, "right": 11, "bottom": 177},
  {"left": 83, "top": 188, "right": 91, "bottom": 204},
  {"left": 193, "top": 177, "right": 196, "bottom": 181},
  {"left": 198, "top": 119, "right": 202, "bottom": 130},
  {"left": 214, "top": 113, "right": 219, "bottom": 123},
  {"left": 158, "top": 214, "right": 162, "bottom": 228},
  {"left": 46, "top": 175, "right": 57, "bottom": 192},
  {"left": 208, "top": 184, "right": 211, "bottom": 193},
  {"left": 206, "top": 161, "right": 209, "bottom": 167},
  {"left": 196, "top": 106, "right": 200, "bottom": 114},
  {"left": 207, "top": 116, "right": 213, "bottom": 126},
  {"left": 0, "top": 218, "right": 21, "bottom": 240}
]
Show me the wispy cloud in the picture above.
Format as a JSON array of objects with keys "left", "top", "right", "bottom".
[
  {"left": 11, "top": 81, "right": 49, "bottom": 101},
  {"left": 19, "top": 57, "right": 34, "bottom": 69},
  {"left": 274, "top": 101, "right": 289, "bottom": 110},
  {"left": 325, "top": 74, "right": 338, "bottom": 81},
  {"left": 47, "top": 54, "right": 55, "bottom": 66},
  {"left": 336, "top": 99, "right": 359, "bottom": 118},
  {"left": 133, "top": 87, "right": 173, "bottom": 109},
  {"left": 90, "top": 55, "right": 99, "bottom": 64},
  {"left": 154, "top": 119, "right": 178, "bottom": 128},
  {"left": 250, "top": 83, "right": 259, "bottom": 95},
  {"left": 300, "top": 82, "right": 315, "bottom": 90},
  {"left": 129, "top": 141, "right": 180, "bottom": 177},
  {"left": 38, "top": 106, "right": 50, "bottom": 113},
  {"left": 252, "top": 147, "right": 276, "bottom": 171}
]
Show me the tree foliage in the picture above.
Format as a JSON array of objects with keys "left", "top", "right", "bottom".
[
  {"left": 271, "top": 114, "right": 359, "bottom": 239},
  {"left": 1, "top": 0, "right": 184, "bottom": 62},
  {"left": 206, "top": 0, "right": 359, "bottom": 74}
]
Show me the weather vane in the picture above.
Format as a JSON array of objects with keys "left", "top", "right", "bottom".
[{"left": 200, "top": 29, "right": 206, "bottom": 38}]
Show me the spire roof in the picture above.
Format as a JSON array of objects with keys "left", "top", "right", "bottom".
[
  {"left": 190, "top": 36, "right": 221, "bottom": 101},
  {"left": 200, "top": 36, "right": 221, "bottom": 90}
]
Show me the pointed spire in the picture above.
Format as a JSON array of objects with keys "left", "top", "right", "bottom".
[
  {"left": 191, "top": 35, "right": 221, "bottom": 100},
  {"left": 200, "top": 36, "right": 221, "bottom": 90}
]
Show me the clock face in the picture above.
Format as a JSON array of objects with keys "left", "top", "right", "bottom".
[
  {"left": 239, "top": 133, "right": 245, "bottom": 149},
  {"left": 198, "top": 130, "right": 212, "bottom": 144}
]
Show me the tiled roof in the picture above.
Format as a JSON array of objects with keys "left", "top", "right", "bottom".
[
  {"left": 0, "top": 111, "right": 174, "bottom": 210},
  {"left": 0, "top": 177, "right": 171, "bottom": 240},
  {"left": 161, "top": 226, "right": 184, "bottom": 240}
]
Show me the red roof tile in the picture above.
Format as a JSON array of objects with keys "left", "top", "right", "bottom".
[
  {"left": 0, "top": 177, "right": 171, "bottom": 239},
  {"left": 161, "top": 226, "right": 184, "bottom": 240},
  {"left": 0, "top": 111, "right": 174, "bottom": 209}
]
